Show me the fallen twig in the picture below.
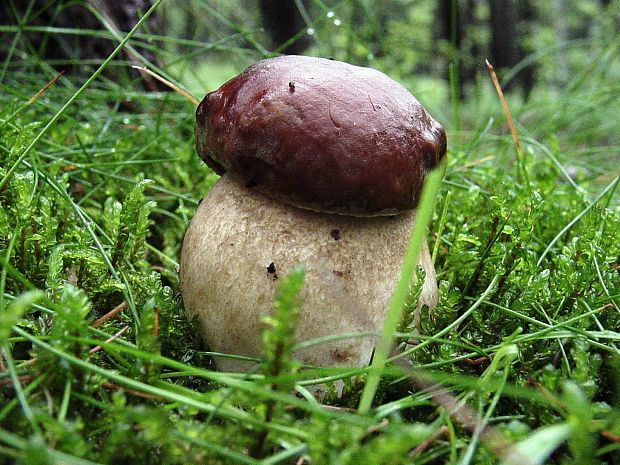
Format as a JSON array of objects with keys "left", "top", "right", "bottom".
[
  {"left": 409, "top": 425, "right": 449, "bottom": 457},
  {"left": 0, "top": 375, "right": 35, "bottom": 387},
  {"left": 463, "top": 355, "right": 491, "bottom": 365},
  {"left": 408, "top": 371, "right": 533, "bottom": 465},
  {"left": 92, "top": 301, "right": 128, "bottom": 328},
  {"left": 89, "top": 325, "right": 130, "bottom": 354}
]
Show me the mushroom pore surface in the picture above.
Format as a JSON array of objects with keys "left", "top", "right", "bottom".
[
  {"left": 179, "top": 173, "right": 438, "bottom": 371},
  {"left": 195, "top": 55, "right": 447, "bottom": 216}
]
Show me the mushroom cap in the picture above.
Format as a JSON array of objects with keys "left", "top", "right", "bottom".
[
  {"left": 195, "top": 55, "right": 447, "bottom": 216},
  {"left": 179, "top": 173, "right": 438, "bottom": 372}
]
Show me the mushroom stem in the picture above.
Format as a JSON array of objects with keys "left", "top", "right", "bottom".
[{"left": 179, "top": 173, "right": 437, "bottom": 373}]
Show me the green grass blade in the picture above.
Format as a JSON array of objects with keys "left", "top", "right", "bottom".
[
  {"left": 358, "top": 163, "right": 446, "bottom": 414},
  {"left": 502, "top": 423, "right": 572, "bottom": 465},
  {"left": 537, "top": 176, "right": 619, "bottom": 267}
]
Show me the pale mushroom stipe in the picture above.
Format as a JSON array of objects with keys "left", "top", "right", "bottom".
[{"left": 179, "top": 55, "right": 447, "bottom": 374}]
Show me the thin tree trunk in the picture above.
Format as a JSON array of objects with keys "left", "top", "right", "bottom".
[
  {"left": 490, "top": 0, "right": 521, "bottom": 92},
  {"left": 436, "top": 0, "right": 477, "bottom": 99},
  {"left": 259, "top": 0, "right": 310, "bottom": 54}
]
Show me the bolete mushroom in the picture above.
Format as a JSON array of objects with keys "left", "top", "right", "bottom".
[{"left": 179, "top": 55, "right": 446, "bottom": 373}]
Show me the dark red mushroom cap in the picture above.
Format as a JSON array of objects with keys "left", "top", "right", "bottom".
[{"left": 195, "top": 55, "right": 447, "bottom": 216}]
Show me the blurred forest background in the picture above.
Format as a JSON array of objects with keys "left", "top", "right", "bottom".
[{"left": 3, "top": 0, "right": 619, "bottom": 111}]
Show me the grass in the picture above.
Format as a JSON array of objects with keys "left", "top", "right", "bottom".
[{"left": 1, "top": 1, "right": 619, "bottom": 464}]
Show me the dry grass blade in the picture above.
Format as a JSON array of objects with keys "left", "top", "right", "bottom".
[
  {"left": 485, "top": 60, "right": 522, "bottom": 157},
  {"left": 486, "top": 59, "right": 530, "bottom": 189},
  {"left": 601, "top": 430, "right": 620, "bottom": 443},
  {"left": 409, "top": 425, "right": 449, "bottom": 457},
  {"left": 458, "top": 155, "right": 495, "bottom": 170},
  {"left": 102, "top": 382, "right": 166, "bottom": 401},
  {"left": 26, "top": 71, "right": 64, "bottom": 105},
  {"left": 132, "top": 65, "right": 200, "bottom": 105},
  {"left": 153, "top": 307, "right": 159, "bottom": 338}
]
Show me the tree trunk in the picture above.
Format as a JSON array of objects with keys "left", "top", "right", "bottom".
[
  {"left": 490, "top": 0, "right": 518, "bottom": 72},
  {"left": 436, "top": 0, "right": 478, "bottom": 98},
  {"left": 517, "top": 0, "right": 536, "bottom": 98},
  {"left": 259, "top": 0, "right": 310, "bottom": 55},
  {"left": 490, "top": 0, "right": 537, "bottom": 97},
  {"left": 490, "top": 0, "right": 522, "bottom": 93}
]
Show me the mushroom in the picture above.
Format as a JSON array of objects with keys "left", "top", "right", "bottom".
[{"left": 179, "top": 55, "right": 447, "bottom": 373}]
